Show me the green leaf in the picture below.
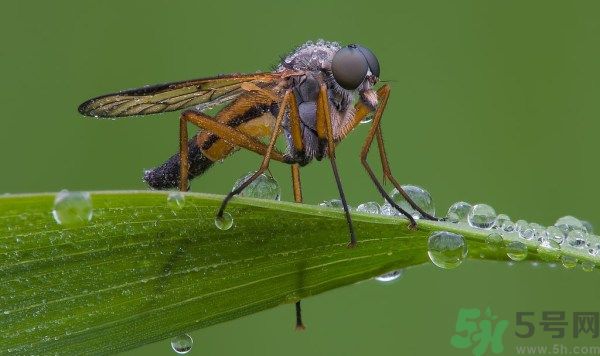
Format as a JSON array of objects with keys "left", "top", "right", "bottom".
[{"left": 0, "top": 191, "right": 596, "bottom": 354}]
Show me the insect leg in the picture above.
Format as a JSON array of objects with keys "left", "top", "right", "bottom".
[
  {"left": 370, "top": 85, "right": 438, "bottom": 221},
  {"left": 358, "top": 85, "right": 418, "bottom": 227},
  {"left": 375, "top": 125, "right": 438, "bottom": 220},
  {"left": 295, "top": 299, "right": 305, "bottom": 331},
  {"left": 215, "top": 91, "right": 292, "bottom": 219},
  {"left": 179, "top": 116, "right": 190, "bottom": 191},
  {"left": 291, "top": 163, "right": 306, "bottom": 330},
  {"left": 291, "top": 164, "right": 303, "bottom": 203},
  {"left": 177, "top": 110, "right": 287, "bottom": 192},
  {"left": 287, "top": 94, "right": 305, "bottom": 159},
  {"left": 316, "top": 84, "right": 357, "bottom": 247}
]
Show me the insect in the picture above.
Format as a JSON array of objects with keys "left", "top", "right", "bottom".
[{"left": 78, "top": 39, "right": 438, "bottom": 328}]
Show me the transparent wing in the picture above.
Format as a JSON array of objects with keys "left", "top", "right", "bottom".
[{"left": 78, "top": 72, "right": 284, "bottom": 118}]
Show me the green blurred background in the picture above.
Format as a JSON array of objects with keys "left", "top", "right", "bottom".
[{"left": 2, "top": 1, "right": 600, "bottom": 355}]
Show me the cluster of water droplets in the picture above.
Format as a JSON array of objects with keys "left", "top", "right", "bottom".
[
  {"left": 444, "top": 198, "right": 597, "bottom": 271},
  {"left": 320, "top": 183, "right": 598, "bottom": 276},
  {"left": 49, "top": 178, "right": 598, "bottom": 292}
]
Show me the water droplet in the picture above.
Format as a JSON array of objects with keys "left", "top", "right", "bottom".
[
  {"left": 483, "top": 232, "right": 503, "bottom": 257},
  {"left": 519, "top": 224, "right": 534, "bottom": 240},
  {"left": 360, "top": 114, "right": 373, "bottom": 124},
  {"left": 566, "top": 230, "right": 587, "bottom": 249},
  {"left": 319, "top": 199, "right": 352, "bottom": 210},
  {"left": 560, "top": 255, "right": 577, "bottom": 269},
  {"left": 502, "top": 221, "right": 516, "bottom": 233},
  {"left": 171, "top": 334, "right": 193, "bottom": 354},
  {"left": 515, "top": 219, "right": 528, "bottom": 232},
  {"left": 375, "top": 269, "right": 403, "bottom": 282},
  {"left": 52, "top": 190, "right": 93, "bottom": 227},
  {"left": 531, "top": 225, "right": 547, "bottom": 242},
  {"left": 232, "top": 171, "right": 281, "bottom": 200},
  {"left": 388, "top": 185, "right": 435, "bottom": 219},
  {"left": 537, "top": 239, "right": 561, "bottom": 261},
  {"left": 214, "top": 212, "right": 233, "bottom": 230},
  {"left": 581, "top": 261, "right": 595, "bottom": 272},
  {"left": 581, "top": 220, "right": 594, "bottom": 234},
  {"left": 356, "top": 202, "right": 380, "bottom": 214},
  {"left": 167, "top": 192, "right": 185, "bottom": 210},
  {"left": 555, "top": 215, "right": 585, "bottom": 234},
  {"left": 545, "top": 226, "right": 566, "bottom": 244},
  {"left": 505, "top": 241, "right": 528, "bottom": 261},
  {"left": 379, "top": 203, "right": 395, "bottom": 216},
  {"left": 467, "top": 204, "right": 496, "bottom": 229},
  {"left": 493, "top": 214, "right": 511, "bottom": 229},
  {"left": 486, "top": 232, "right": 504, "bottom": 247},
  {"left": 427, "top": 231, "right": 467, "bottom": 269},
  {"left": 446, "top": 201, "right": 472, "bottom": 223}
]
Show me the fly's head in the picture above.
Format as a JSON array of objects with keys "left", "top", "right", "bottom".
[{"left": 330, "top": 44, "right": 380, "bottom": 110}]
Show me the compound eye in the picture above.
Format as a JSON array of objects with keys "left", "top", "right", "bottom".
[
  {"left": 356, "top": 45, "right": 380, "bottom": 78},
  {"left": 331, "top": 45, "right": 369, "bottom": 90}
]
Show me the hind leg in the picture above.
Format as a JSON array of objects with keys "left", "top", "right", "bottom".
[{"left": 177, "top": 110, "right": 287, "bottom": 192}]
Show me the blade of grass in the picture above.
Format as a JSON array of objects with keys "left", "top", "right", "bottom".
[{"left": 0, "top": 191, "right": 596, "bottom": 354}]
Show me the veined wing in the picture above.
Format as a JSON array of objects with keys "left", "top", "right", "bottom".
[{"left": 78, "top": 72, "right": 284, "bottom": 118}]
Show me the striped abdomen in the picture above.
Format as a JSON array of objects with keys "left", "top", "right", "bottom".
[{"left": 144, "top": 92, "right": 279, "bottom": 189}]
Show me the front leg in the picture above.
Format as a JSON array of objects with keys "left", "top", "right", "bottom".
[
  {"left": 375, "top": 125, "right": 438, "bottom": 220},
  {"left": 358, "top": 85, "right": 417, "bottom": 227},
  {"left": 361, "top": 85, "right": 438, "bottom": 223}
]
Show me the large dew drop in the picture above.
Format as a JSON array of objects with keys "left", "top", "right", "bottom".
[
  {"left": 560, "top": 255, "right": 577, "bottom": 269},
  {"left": 582, "top": 220, "right": 594, "bottom": 234},
  {"left": 515, "top": 219, "right": 528, "bottom": 232},
  {"left": 467, "top": 204, "right": 496, "bottom": 229},
  {"left": 320, "top": 199, "right": 344, "bottom": 209},
  {"left": 356, "top": 202, "right": 381, "bottom": 214},
  {"left": 485, "top": 232, "right": 503, "bottom": 247},
  {"left": 537, "top": 239, "right": 561, "bottom": 261},
  {"left": 375, "top": 269, "right": 403, "bottom": 282},
  {"left": 427, "top": 231, "right": 467, "bottom": 269},
  {"left": 493, "top": 214, "right": 511, "bottom": 230},
  {"left": 167, "top": 192, "right": 185, "bottom": 210},
  {"left": 545, "top": 226, "right": 566, "bottom": 244},
  {"left": 566, "top": 230, "right": 587, "bottom": 249},
  {"left": 384, "top": 185, "right": 435, "bottom": 219},
  {"left": 555, "top": 215, "right": 585, "bottom": 234},
  {"left": 519, "top": 223, "right": 534, "bottom": 240},
  {"left": 232, "top": 171, "right": 281, "bottom": 200},
  {"left": 52, "top": 190, "right": 93, "bottom": 227},
  {"left": 214, "top": 212, "right": 233, "bottom": 231},
  {"left": 505, "top": 241, "right": 528, "bottom": 261},
  {"left": 483, "top": 232, "right": 503, "bottom": 257},
  {"left": 171, "top": 334, "right": 193, "bottom": 354},
  {"left": 446, "top": 201, "right": 472, "bottom": 223}
]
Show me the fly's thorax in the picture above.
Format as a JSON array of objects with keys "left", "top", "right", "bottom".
[{"left": 278, "top": 40, "right": 341, "bottom": 73}]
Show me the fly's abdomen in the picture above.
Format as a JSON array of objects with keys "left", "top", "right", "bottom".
[
  {"left": 143, "top": 92, "right": 279, "bottom": 190},
  {"left": 143, "top": 134, "right": 214, "bottom": 190}
]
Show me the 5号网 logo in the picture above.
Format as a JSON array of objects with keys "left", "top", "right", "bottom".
[{"left": 450, "top": 307, "right": 508, "bottom": 356}]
